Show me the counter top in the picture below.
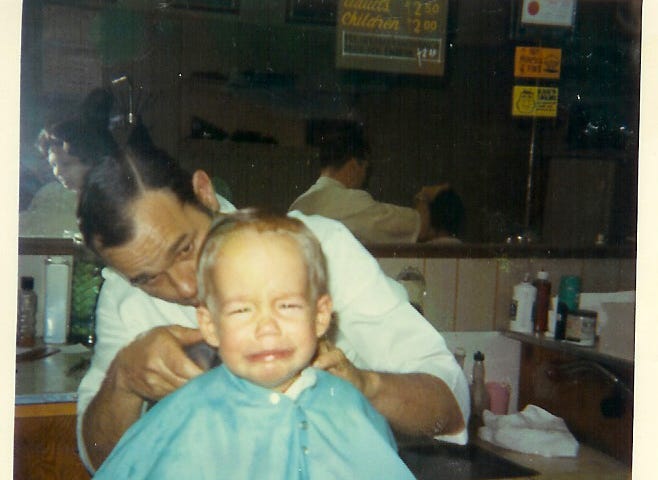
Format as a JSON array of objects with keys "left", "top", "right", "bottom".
[
  {"left": 473, "top": 438, "right": 630, "bottom": 480},
  {"left": 15, "top": 343, "right": 91, "bottom": 405},
  {"left": 13, "top": 342, "right": 631, "bottom": 479}
]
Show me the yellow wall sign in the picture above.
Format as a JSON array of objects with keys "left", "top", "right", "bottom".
[
  {"left": 514, "top": 47, "right": 561, "bottom": 79},
  {"left": 512, "top": 86, "right": 558, "bottom": 117}
]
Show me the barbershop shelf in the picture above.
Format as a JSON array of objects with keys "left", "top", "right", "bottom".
[
  {"left": 366, "top": 243, "right": 636, "bottom": 259},
  {"left": 504, "top": 331, "right": 633, "bottom": 369},
  {"left": 18, "top": 237, "right": 95, "bottom": 256}
]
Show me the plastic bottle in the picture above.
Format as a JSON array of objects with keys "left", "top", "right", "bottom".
[
  {"left": 470, "top": 351, "right": 490, "bottom": 426},
  {"left": 532, "top": 270, "right": 551, "bottom": 335},
  {"left": 17, "top": 276, "right": 37, "bottom": 347},
  {"left": 508, "top": 274, "right": 537, "bottom": 333},
  {"left": 558, "top": 275, "right": 581, "bottom": 312}
]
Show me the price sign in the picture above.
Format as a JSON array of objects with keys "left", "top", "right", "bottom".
[{"left": 336, "top": 0, "right": 449, "bottom": 76}]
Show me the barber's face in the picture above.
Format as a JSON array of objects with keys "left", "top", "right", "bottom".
[{"left": 98, "top": 190, "right": 213, "bottom": 306}]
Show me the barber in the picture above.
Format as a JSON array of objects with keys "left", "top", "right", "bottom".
[{"left": 75, "top": 146, "right": 469, "bottom": 471}]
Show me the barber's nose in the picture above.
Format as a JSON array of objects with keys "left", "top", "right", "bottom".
[{"left": 169, "top": 262, "right": 198, "bottom": 300}]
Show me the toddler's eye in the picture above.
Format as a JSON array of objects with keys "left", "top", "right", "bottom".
[
  {"left": 280, "top": 302, "right": 302, "bottom": 310},
  {"left": 230, "top": 306, "right": 251, "bottom": 315}
]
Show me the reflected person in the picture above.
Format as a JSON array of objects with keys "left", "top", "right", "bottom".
[
  {"left": 20, "top": 88, "right": 118, "bottom": 237},
  {"left": 75, "top": 146, "right": 469, "bottom": 471},
  {"left": 289, "top": 130, "right": 444, "bottom": 244}
]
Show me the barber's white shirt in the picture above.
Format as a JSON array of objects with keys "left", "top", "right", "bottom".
[
  {"left": 289, "top": 176, "right": 421, "bottom": 244},
  {"left": 76, "top": 201, "right": 469, "bottom": 471}
]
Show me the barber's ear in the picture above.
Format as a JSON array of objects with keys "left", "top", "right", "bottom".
[
  {"left": 192, "top": 170, "right": 220, "bottom": 212},
  {"left": 314, "top": 294, "right": 333, "bottom": 338},
  {"left": 196, "top": 305, "right": 220, "bottom": 348}
]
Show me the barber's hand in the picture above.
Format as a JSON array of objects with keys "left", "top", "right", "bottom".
[
  {"left": 414, "top": 182, "right": 451, "bottom": 204},
  {"left": 313, "top": 339, "right": 369, "bottom": 395},
  {"left": 113, "top": 325, "right": 205, "bottom": 402}
]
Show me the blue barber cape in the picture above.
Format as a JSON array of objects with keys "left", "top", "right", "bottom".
[{"left": 94, "top": 365, "right": 415, "bottom": 479}]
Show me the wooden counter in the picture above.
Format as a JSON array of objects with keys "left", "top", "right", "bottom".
[
  {"left": 474, "top": 438, "right": 630, "bottom": 480},
  {"left": 14, "top": 345, "right": 92, "bottom": 479},
  {"left": 14, "top": 402, "right": 90, "bottom": 480}
]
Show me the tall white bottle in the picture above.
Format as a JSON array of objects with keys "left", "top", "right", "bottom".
[
  {"left": 43, "top": 256, "right": 72, "bottom": 344},
  {"left": 509, "top": 274, "right": 537, "bottom": 333}
]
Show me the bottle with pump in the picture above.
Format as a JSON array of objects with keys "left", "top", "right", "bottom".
[
  {"left": 470, "top": 351, "right": 490, "bottom": 429},
  {"left": 533, "top": 270, "right": 551, "bottom": 335},
  {"left": 17, "top": 276, "right": 37, "bottom": 348}
]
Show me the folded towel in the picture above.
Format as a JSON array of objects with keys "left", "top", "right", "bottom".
[{"left": 478, "top": 405, "right": 579, "bottom": 457}]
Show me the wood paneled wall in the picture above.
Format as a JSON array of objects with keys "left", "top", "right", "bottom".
[{"left": 517, "top": 345, "right": 633, "bottom": 465}]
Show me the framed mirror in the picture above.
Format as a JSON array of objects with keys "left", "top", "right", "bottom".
[{"left": 17, "top": 0, "right": 640, "bottom": 251}]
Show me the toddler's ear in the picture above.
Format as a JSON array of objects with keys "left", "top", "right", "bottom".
[
  {"left": 314, "top": 294, "right": 333, "bottom": 338},
  {"left": 197, "top": 305, "right": 220, "bottom": 348}
]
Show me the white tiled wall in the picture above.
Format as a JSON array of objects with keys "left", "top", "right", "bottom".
[
  {"left": 378, "top": 255, "right": 636, "bottom": 413},
  {"left": 379, "top": 256, "right": 636, "bottom": 332}
]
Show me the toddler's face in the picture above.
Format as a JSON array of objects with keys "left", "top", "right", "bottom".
[{"left": 198, "top": 229, "right": 331, "bottom": 392}]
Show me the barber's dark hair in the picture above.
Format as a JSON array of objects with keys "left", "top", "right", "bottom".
[
  {"left": 429, "top": 189, "right": 465, "bottom": 237},
  {"left": 78, "top": 146, "right": 208, "bottom": 252},
  {"left": 318, "top": 127, "right": 370, "bottom": 170}
]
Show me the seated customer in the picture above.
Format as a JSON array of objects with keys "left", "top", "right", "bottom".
[
  {"left": 289, "top": 131, "right": 441, "bottom": 244},
  {"left": 93, "top": 210, "right": 415, "bottom": 479},
  {"left": 424, "top": 187, "right": 465, "bottom": 244}
]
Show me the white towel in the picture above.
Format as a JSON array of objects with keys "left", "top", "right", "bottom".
[{"left": 478, "top": 405, "right": 579, "bottom": 457}]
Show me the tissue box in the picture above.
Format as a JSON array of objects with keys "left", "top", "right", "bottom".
[{"left": 599, "top": 301, "right": 635, "bottom": 360}]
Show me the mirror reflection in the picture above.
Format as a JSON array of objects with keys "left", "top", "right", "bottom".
[{"left": 18, "top": 0, "right": 640, "bottom": 248}]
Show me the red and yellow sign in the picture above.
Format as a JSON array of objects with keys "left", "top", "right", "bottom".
[
  {"left": 514, "top": 47, "right": 561, "bottom": 79},
  {"left": 512, "top": 86, "right": 558, "bottom": 117}
]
